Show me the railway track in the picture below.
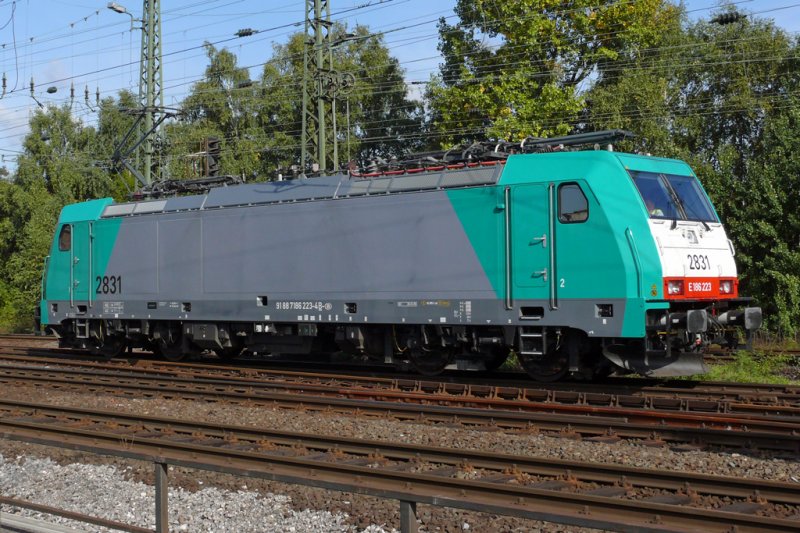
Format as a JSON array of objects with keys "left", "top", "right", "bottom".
[
  {"left": 3, "top": 338, "right": 799, "bottom": 404},
  {"left": 0, "top": 351, "right": 799, "bottom": 451},
  {"left": 0, "top": 397, "right": 797, "bottom": 532},
  {"left": 2, "top": 342, "right": 800, "bottom": 409}
]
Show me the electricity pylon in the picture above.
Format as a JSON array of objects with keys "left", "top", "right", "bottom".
[
  {"left": 301, "top": 0, "right": 333, "bottom": 173},
  {"left": 139, "top": 0, "right": 163, "bottom": 186}
]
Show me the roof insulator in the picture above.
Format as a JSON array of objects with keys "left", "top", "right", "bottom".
[{"left": 711, "top": 12, "right": 745, "bottom": 25}]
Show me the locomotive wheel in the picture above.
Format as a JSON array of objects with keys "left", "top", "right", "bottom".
[
  {"left": 409, "top": 346, "right": 454, "bottom": 375},
  {"left": 93, "top": 335, "right": 127, "bottom": 361},
  {"left": 519, "top": 350, "right": 569, "bottom": 382},
  {"left": 157, "top": 339, "right": 185, "bottom": 362}
]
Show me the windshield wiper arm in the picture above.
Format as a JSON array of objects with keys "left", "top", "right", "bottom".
[
  {"left": 660, "top": 174, "right": 687, "bottom": 229},
  {"left": 662, "top": 175, "right": 712, "bottom": 231}
]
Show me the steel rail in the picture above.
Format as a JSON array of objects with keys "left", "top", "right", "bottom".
[
  {"left": 0, "top": 399, "right": 798, "bottom": 532},
  {"left": 1, "top": 365, "right": 799, "bottom": 451}
]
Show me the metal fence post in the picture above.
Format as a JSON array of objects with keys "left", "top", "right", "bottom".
[
  {"left": 155, "top": 462, "right": 169, "bottom": 533},
  {"left": 399, "top": 500, "right": 418, "bottom": 533}
]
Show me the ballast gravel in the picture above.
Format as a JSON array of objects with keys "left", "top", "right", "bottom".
[{"left": 0, "top": 454, "right": 395, "bottom": 533}]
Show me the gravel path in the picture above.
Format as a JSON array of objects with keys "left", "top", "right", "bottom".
[{"left": 1, "top": 383, "right": 798, "bottom": 531}]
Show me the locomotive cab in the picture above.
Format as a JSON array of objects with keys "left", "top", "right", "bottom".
[
  {"left": 593, "top": 158, "right": 760, "bottom": 376},
  {"left": 617, "top": 166, "right": 762, "bottom": 375}
]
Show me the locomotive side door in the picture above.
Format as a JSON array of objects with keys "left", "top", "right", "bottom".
[
  {"left": 511, "top": 184, "right": 550, "bottom": 292},
  {"left": 69, "top": 221, "right": 93, "bottom": 309}
]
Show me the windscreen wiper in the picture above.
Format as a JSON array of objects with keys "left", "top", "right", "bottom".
[
  {"left": 662, "top": 175, "right": 712, "bottom": 231},
  {"left": 659, "top": 174, "right": 686, "bottom": 229}
]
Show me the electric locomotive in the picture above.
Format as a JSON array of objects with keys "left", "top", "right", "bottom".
[{"left": 36, "top": 130, "right": 761, "bottom": 380}]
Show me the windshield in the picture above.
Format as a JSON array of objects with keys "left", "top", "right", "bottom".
[{"left": 629, "top": 171, "right": 718, "bottom": 223}]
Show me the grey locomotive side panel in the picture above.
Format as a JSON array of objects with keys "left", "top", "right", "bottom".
[
  {"left": 158, "top": 218, "right": 202, "bottom": 298},
  {"left": 109, "top": 220, "right": 158, "bottom": 295},
  {"left": 201, "top": 192, "right": 495, "bottom": 298}
]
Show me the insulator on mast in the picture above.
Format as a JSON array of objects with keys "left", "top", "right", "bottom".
[
  {"left": 711, "top": 12, "right": 744, "bottom": 25},
  {"left": 84, "top": 85, "right": 94, "bottom": 111}
]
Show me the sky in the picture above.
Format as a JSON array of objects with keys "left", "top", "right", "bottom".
[{"left": 0, "top": 0, "right": 799, "bottom": 166}]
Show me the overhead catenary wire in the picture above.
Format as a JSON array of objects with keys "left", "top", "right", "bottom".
[
  {"left": 7, "top": 79, "right": 799, "bottom": 168},
  {"left": 0, "top": 0, "right": 781, "bottom": 107},
  {"left": 3, "top": 17, "right": 793, "bottom": 125}
]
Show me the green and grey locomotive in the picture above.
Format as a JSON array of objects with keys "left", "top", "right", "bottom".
[{"left": 37, "top": 131, "right": 761, "bottom": 381}]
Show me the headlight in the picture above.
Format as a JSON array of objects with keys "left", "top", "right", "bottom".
[
  {"left": 719, "top": 280, "right": 733, "bottom": 294},
  {"left": 667, "top": 280, "right": 684, "bottom": 295}
]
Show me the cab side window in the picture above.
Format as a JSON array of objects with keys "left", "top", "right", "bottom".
[
  {"left": 58, "top": 224, "right": 71, "bottom": 251},
  {"left": 559, "top": 183, "right": 588, "bottom": 223}
]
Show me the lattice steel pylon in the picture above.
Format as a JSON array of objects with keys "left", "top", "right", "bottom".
[
  {"left": 301, "top": 0, "right": 332, "bottom": 173},
  {"left": 139, "top": 0, "right": 163, "bottom": 185}
]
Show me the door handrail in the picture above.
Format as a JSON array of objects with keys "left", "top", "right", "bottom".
[
  {"left": 88, "top": 222, "right": 94, "bottom": 308},
  {"left": 548, "top": 183, "right": 558, "bottom": 310},
  {"left": 69, "top": 225, "right": 74, "bottom": 308},
  {"left": 504, "top": 186, "right": 512, "bottom": 310}
]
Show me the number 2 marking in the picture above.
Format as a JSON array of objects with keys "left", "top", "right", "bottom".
[{"left": 560, "top": 278, "right": 565, "bottom": 288}]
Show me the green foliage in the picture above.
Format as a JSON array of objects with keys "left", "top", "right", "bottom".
[
  {"left": 176, "top": 44, "right": 263, "bottom": 179},
  {"left": 93, "top": 91, "right": 141, "bottom": 199},
  {"left": 427, "top": 0, "right": 681, "bottom": 145},
  {"left": 259, "top": 24, "right": 423, "bottom": 168},
  {"left": 500, "top": 351, "right": 522, "bottom": 372},
  {"left": 0, "top": 104, "right": 117, "bottom": 331},
  {"left": 174, "top": 30, "right": 422, "bottom": 177}
]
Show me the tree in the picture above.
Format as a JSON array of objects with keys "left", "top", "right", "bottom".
[
  {"left": 175, "top": 44, "right": 263, "bottom": 179},
  {"left": 15, "top": 105, "right": 110, "bottom": 201},
  {"left": 426, "top": 0, "right": 681, "bottom": 146},
  {"left": 258, "top": 23, "right": 423, "bottom": 171},
  {"left": 333, "top": 25, "right": 425, "bottom": 161},
  {"left": 0, "top": 105, "right": 110, "bottom": 331}
]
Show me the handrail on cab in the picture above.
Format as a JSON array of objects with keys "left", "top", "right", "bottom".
[{"left": 625, "top": 227, "right": 644, "bottom": 302}]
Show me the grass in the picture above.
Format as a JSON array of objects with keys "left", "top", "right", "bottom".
[
  {"left": 693, "top": 350, "right": 799, "bottom": 384},
  {"left": 499, "top": 351, "right": 522, "bottom": 372},
  {"left": 500, "top": 346, "right": 800, "bottom": 385}
]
